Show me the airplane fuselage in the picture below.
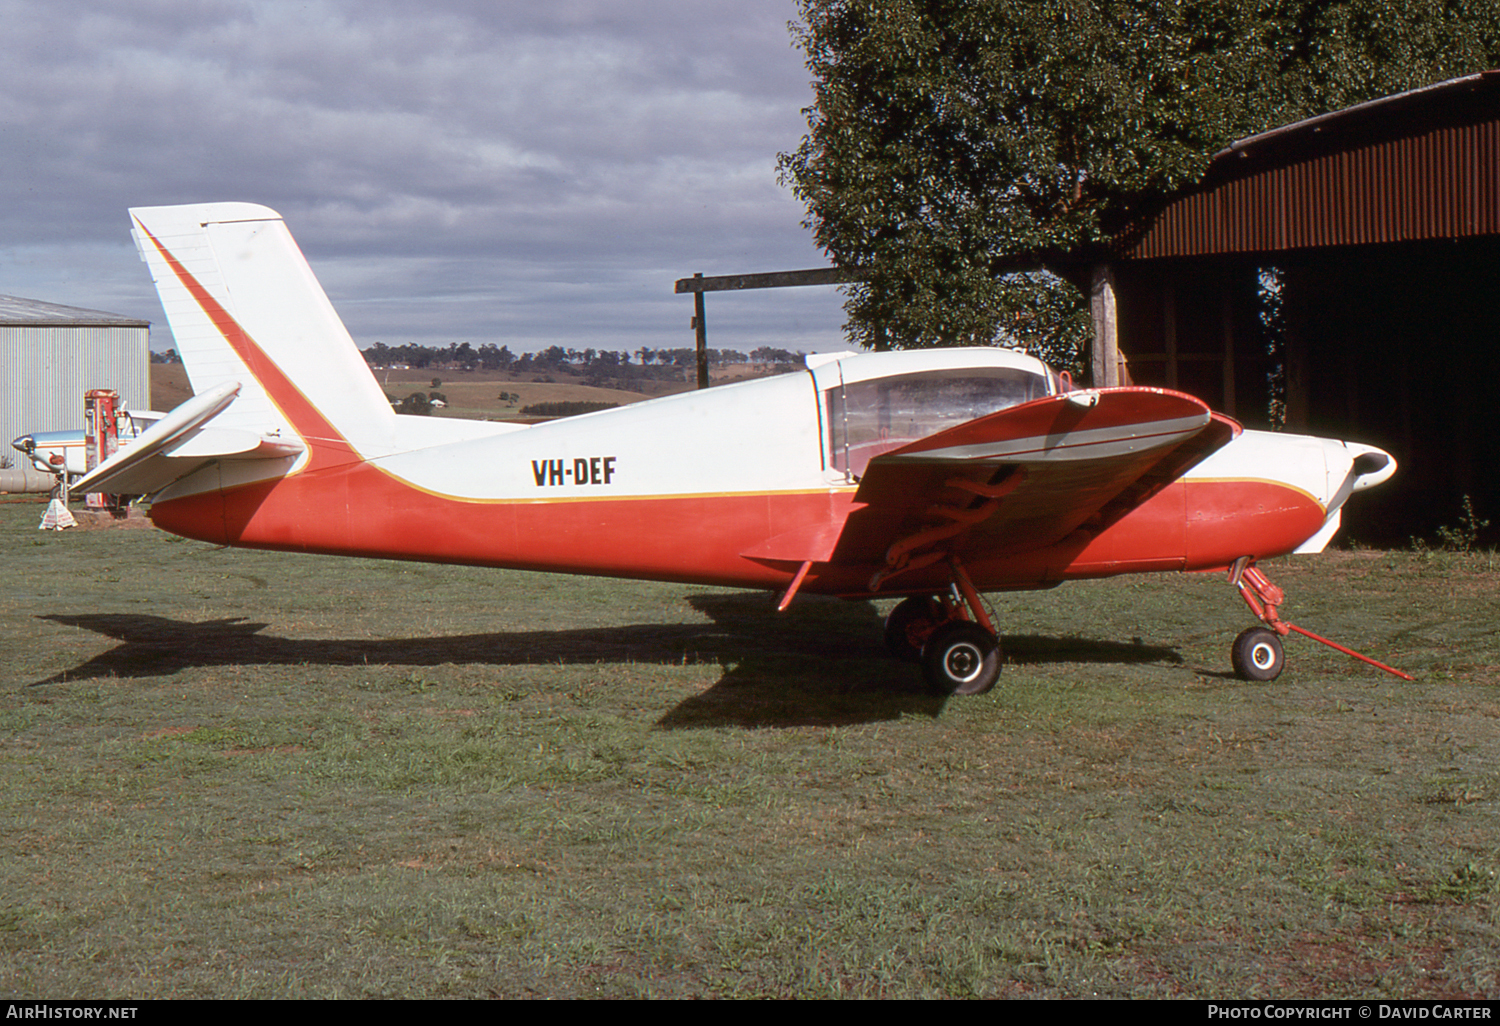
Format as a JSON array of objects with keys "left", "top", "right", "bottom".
[{"left": 145, "top": 359, "right": 1355, "bottom": 599}]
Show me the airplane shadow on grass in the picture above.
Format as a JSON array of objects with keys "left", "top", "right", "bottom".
[{"left": 33, "top": 593, "right": 1183, "bottom": 729}]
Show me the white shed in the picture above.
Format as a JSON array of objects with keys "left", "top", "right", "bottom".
[{"left": 0, "top": 295, "right": 151, "bottom": 451}]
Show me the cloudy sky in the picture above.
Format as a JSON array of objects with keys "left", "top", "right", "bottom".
[{"left": 0, "top": 0, "right": 848, "bottom": 354}]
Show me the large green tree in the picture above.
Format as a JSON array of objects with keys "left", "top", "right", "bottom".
[{"left": 779, "top": 0, "right": 1500, "bottom": 368}]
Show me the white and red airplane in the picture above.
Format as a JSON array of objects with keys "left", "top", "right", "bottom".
[{"left": 74, "top": 202, "right": 1403, "bottom": 695}]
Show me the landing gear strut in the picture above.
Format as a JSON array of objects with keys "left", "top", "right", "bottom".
[
  {"left": 1228, "top": 557, "right": 1413, "bottom": 682},
  {"left": 883, "top": 557, "right": 1003, "bottom": 696},
  {"left": 866, "top": 474, "right": 1023, "bottom": 696}
]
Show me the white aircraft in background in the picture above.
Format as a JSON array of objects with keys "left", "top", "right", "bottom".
[
  {"left": 12, "top": 410, "right": 164, "bottom": 480},
  {"left": 73, "top": 203, "right": 1404, "bottom": 695}
]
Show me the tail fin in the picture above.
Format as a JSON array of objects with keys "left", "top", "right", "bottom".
[{"left": 130, "top": 203, "right": 396, "bottom": 466}]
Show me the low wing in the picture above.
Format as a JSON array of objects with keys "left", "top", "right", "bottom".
[
  {"left": 71, "top": 382, "right": 304, "bottom": 497},
  {"left": 746, "top": 388, "right": 1238, "bottom": 581}
]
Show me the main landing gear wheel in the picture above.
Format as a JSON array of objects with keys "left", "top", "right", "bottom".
[
  {"left": 922, "top": 622, "right": 1002, "bottom": 696},
  {"left": 884, "top": 596, "right": 943, "bottom": 663},
  {"left": 1232, "top": 627, "right": 1285, "bottom": 682}
]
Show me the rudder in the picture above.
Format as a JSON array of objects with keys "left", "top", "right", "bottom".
[{"left": 131, "top": 203, "right": 396, "bottom": 466}]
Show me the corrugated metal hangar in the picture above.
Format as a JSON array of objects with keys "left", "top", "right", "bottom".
[
  {"left": 1074, "top": 71, "right": 1500, "bottom": 546},
  {"left": 0, "top": 295, "right": 150, "bottom": 456}
]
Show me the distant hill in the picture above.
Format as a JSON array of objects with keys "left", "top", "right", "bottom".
[
  {"left": 151, "top": 360, "right": 793, "bottom": 421},
  {"left": 150, "top": 364, "right": 192, "bottom": 412}
]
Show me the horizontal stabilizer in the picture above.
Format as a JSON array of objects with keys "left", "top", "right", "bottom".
[
  {"left": 166, "top": 428, "right": 304, "bottom": 461},
  {"left": 72, "top": 382, "right": 303, "bottom": 497}
]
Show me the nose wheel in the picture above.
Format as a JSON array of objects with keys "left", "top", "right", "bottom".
[
  {"left": 1227, "top": 557, "right": 1413, "bottom": 681},
  {"left": 1231, "top": 627, "right": 1285, "bottom": 681}
]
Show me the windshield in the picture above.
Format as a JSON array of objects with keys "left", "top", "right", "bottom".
[{"left": 826, "top": 366, "right": 1050, "bottom": 479}]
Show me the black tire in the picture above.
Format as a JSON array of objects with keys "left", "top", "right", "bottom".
[
  {"left": 922, "top": 622, "right": 1001, "bottom": 696},
  {"left": 884, "top": 596, "right": 942, "bottom": 663},
  {"left": 1232, "top": 627, "right": 1285, "bottom": 681}
]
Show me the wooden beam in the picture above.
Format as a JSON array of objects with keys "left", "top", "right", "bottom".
[
  {"left": 676, "top": 267, "right": 854, "bottom": 389},
  {"left": 674, "top": 267, "right": 853, "bottom": 294}
]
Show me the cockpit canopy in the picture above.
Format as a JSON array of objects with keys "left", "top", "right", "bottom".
[{"left": 820, "top": 352, "right": 1058, "bottom": 479}]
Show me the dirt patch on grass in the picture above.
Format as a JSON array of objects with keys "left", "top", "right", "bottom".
[{"left": 70, "top": 507, "right": 157, "bottom": 531}]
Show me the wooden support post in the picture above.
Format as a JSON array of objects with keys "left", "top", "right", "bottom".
[
  {"left": 1090, "top": 263, "right": 1119, "bottom": 388},
  {"left": 692, "top": 273, "right": 709, "bottom": 390}
]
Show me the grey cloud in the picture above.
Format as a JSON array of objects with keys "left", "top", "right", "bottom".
[{"left": 0, "top": 0, "right": 843, "bottom": 352}]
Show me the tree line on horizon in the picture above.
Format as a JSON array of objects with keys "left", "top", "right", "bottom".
[
  {"left": 151, "top": 342, "right": 807, "bottom": 382},
  {"left": 358, "top": 341, "right": 804, "bottom": 374}
]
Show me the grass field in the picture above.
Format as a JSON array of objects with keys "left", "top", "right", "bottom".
[{"left": 2, "top": 497, "right": 1498, "bottom": 998}]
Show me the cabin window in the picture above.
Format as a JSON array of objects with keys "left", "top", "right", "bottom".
[{"left": 826, "top": 367, "right": 1048, "bottom": 479}]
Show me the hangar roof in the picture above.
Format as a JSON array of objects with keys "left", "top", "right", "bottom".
[
  {"left": 1117, "top": 71, "right": 1500, "bottom": 260},
  {"left": 0, "top": 294, "right": 149, "bottom": 328}
]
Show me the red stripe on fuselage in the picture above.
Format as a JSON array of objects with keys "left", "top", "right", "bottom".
[{"left": 148, "top": 463, "right": 1327, "bottom": 594}]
